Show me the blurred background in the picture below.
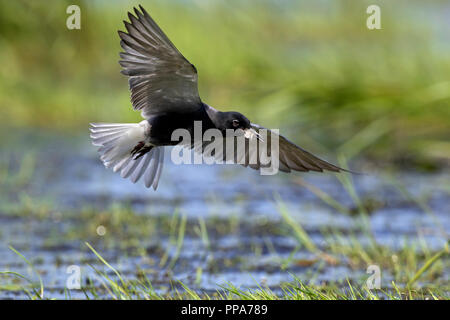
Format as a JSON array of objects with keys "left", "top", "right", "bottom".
[
  {"left": 0, "top": 0, "right": 448, "bottom": 299},
  {"left": 1, "top": 0, "right": 449, "bottom": 168}
]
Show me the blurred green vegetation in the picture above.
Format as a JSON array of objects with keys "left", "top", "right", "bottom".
[{"left": 0, "top": 0, "right": 449, "bottom": 169}]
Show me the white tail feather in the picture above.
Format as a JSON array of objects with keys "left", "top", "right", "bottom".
[{"left": 89, "top": 121, "right": 164, "bottom": 190}]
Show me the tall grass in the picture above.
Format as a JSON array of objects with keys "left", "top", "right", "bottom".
[{"left": 2, "top": 243, "right": 447, "bottom": 300}]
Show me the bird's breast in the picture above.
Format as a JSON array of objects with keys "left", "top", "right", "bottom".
[{"left": 146, "top": 110, "right": 215, "bottom": 146}]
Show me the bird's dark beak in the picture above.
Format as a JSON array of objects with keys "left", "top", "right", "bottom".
[{"left": 244, "top": 128, "right": 263, "bottom": 141}]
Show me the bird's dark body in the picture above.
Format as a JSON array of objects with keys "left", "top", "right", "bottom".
[{"left": 146, "top": 103, "right": 216, "bottom": 146}]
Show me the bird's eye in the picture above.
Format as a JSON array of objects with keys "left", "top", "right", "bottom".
[{"left": 232, "top": 120, "right": 240, "bottom": 128}]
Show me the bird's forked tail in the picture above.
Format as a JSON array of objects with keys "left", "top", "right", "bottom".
[{"left": 89, "top": 121, "right": 164, "bottom": 190}]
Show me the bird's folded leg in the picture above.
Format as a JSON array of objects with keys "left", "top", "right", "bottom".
[
  {"left": 133, "top": 145, "right": 153, "bottom": 160},
  {"left": 131, "top": 141, "right": 145, "bottom": 157}
]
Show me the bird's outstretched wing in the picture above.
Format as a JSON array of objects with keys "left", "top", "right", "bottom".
[
  {"left": 190, "top": 124, "right": 351, "bottom": 174},
  {"left": 244, "top": 124, "right": 350, "bottom": 173},
  {"left": 119, "top": 6, "right": 201, "bottom": 118}
]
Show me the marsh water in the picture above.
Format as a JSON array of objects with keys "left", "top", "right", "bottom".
[{"left": 0, "top": 133, "right": 448, "bottom": 299}]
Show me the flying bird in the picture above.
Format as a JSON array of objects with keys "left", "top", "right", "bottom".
[{"left": 90, "top": 6, "right": 352, "bottom": 190}]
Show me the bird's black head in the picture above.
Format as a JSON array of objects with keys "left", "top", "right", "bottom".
[
  {"left": 216, "top": 111, "right": 251, "bottom": 132},
  {"left": 204, "top": 104, "right": 261, "bottom": 140}
]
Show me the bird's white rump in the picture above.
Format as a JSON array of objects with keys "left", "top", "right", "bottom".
[{"left": 89, "top": 121, "right": 164, "bottom": 189}]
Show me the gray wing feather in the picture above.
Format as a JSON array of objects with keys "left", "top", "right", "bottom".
[
  {"left": 188, "top": 123, "right": 349, "bottom": 174},
  {"left": 113, "top": 147, "right": 165, "bottom": 189},
  {"left": 131, "top": 149, "right": 153, "bottom": 183},
  {"left": 144, "top": 148, "right": 159, "bottom": 189},
  {"left": 247, "top": 123, "right": 349, "bottom": 173},
  {"left": 119, "top": 6, "right": 201, "bottom": 118},
  {"left": 152, "top": 148, "right": 165, "bottom": 190}
]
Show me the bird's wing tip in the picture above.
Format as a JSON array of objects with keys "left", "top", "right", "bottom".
[{"left": 336, "top": 167, "right": 365, "bottom": 175}]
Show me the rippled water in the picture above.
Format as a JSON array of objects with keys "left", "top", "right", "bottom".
[{"left": 0, "top": 135, "right": 448, "bottom": 298}]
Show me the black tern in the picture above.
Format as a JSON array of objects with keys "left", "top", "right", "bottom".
[{"left": 90, "top": 6, "right": 351, "bottom": 190}]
